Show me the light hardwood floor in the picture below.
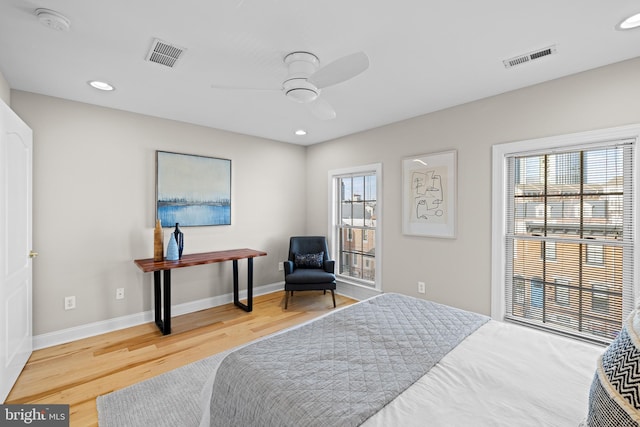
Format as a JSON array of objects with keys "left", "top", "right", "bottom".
[{"left": 6, "top": 291, "right": 356, "bottom": 426}]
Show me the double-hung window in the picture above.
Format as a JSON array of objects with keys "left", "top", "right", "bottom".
[
  {"left": 329, "top": 164, "right": 382, "bottom": 290},
  {"left": 492, "top": 126, "right": 638, "bottom": 345}
]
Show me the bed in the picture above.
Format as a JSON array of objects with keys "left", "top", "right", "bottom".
[{"left": 196, "top": 292, "right": 639, "bottom": 427}]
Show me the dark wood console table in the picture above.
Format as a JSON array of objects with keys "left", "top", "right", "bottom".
[{"left": 134, "top": 248, "right": 267, "bottom": 335}]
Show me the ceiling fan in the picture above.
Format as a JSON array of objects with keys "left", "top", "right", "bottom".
[{"left": 212, "top": 51, "right": 369, "bottom": 120}]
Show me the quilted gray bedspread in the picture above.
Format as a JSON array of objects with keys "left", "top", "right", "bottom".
[{"left": 206, "top": 293, "right": 489, "bottom": 427}]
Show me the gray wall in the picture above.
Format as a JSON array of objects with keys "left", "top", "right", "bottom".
[
  {"left": 306, "top": 57, "right": 640, "bottom": 315},
  {"left": 10, "top": 91, "right": 306, "bottom": 335}
]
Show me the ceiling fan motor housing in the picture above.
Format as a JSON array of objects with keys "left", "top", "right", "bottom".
[
  {"left": 283, "top": 52, "right": 320, "bottom": 103},
  {"left": 284, "top": 51, "right": 319, "bottom": 76}
]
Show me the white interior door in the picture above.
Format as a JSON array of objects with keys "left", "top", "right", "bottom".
[{"left": 0, "top": 100, "right": 33, "bottom": 402}]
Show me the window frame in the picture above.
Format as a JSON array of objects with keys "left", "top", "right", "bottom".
[
  {"left": 491, "top": 124, "right": 639, "bottom": 344},
  {"left": 328, "top": 163, "right": 383, "bottom": 291}
]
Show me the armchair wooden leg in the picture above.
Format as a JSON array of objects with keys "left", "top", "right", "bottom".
[
  {"left": 284, "top": 290, "right": 289, "bottom": 309},
  {"left": 331, "top": 289, "right": 336, "bottom": 308}
]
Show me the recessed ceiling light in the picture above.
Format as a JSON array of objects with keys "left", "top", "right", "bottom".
[
  {"left": 617, "top": 12, "right": 640, "bottom": 30},
  {"left": 88, "top": 80, "right": 115, "bottom": 91},
  {"left": 295, "top": 129, "right": 307, "bottom": 136}
]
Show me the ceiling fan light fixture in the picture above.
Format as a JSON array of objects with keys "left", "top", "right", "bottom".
[
  {"left": 283, "top": 78, "right": 319, "bottom": 103},
  {"left": 286, "top": 88, "right": 318, "bottom": 103},
  {"left": 34, "top": 8, "right": 71, "bottom": 31},
  {"left": 617, "top": 12, "right": 640, "bottom": 30}
]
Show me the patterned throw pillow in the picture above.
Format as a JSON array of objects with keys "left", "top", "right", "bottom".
[
  {"left": 585, "top": 309, "right": 640, "bottom": 426},
  {"left": 294, "top": 252, "right": 324, "bottom": 269}
]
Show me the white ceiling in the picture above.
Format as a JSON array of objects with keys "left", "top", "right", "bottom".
[{"left": 1, "top": 1, "right": 640, "bottom": 145}]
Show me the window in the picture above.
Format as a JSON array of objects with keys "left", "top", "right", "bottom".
[
  {"left": 554, "top": 278, "right": 570, "bottom": 306},
  {"left": 513, "top": 276, "right": 525, "bottom": 305},
  {"left": 542, "top": 241, "right": 556, "bottom": 261},
  {"left": 586, "top": 244, "right": 604, "bottom": 266},
  {"left": 591, "top": 283, "right": 609, "bottom": 314},
  {"left": 492, "top": 125, "right": 637, "bottom": 345},
  {"left": 330, "top": 164, "right": 382, "bottom": 289}
]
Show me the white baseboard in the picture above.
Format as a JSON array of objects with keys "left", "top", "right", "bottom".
[{"left": 33, "top": 281, "right": 285, "bottom": 350}]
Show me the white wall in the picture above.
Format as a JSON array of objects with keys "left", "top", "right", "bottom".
[
  {"left": 307, "top": 57, "right": 640, "bottom": 316},
  {"left": 0, "top": 70, "right": 9, "bottom": 105},
  {"left": 11, "top": 91, "right": 306, "bottom": 335}
]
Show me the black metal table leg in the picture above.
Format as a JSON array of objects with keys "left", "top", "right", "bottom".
[
  {"left": 153, "top": 269, "right": 171, "bottom": 335},
  {"left": 154, "top": 271, "right": 162, "bottom": 330},
  {"left": 247, "top": 257, "right": 253, "bottom": 311},
  {"left": 233, "top": 259, "right": 239, "bottom": 306},
  {"left": 233, "top": 258, "right": 253, "bottom": 312},
  {"left": 162, "top": 269, "right": 171, "bottom": 334}
]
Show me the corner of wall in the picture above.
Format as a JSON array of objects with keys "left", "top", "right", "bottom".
[{"left": 0, "top": 70, "right": 10, "bottom": 106}]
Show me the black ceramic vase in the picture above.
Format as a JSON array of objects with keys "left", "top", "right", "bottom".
[{"left": 173, "top": 223, "right": 184, "bottom": 259}]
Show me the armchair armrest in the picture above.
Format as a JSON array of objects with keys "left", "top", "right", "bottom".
[
  {"left": 284, "top": 260, "right": 295, "bottom": 275},
  {"left": 324, "top": 260, "right": 335, "bottom": 273}
]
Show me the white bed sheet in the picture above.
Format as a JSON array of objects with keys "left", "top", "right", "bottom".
[{"left": 362, "top": 320, "right": 604, "bottom": 427}]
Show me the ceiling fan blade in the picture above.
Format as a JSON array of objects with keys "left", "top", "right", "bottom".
[
  {"left": 210, "top": 84, "right": 279, "bottom": 91},
  {"left": 307, "top": 97, "right": 336, "bottom": 120},
  {"left": 307, "top": 51, "right": 369, "bottom": 89}
]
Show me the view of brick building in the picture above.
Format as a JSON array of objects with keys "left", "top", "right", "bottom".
[
  {"left": 508, "top": 148, "right": 625, "bottom": 341},
  {"left": 336, "top": 174, "right": 377, "bottom": 283},
  {"left": 339, "top": 194, "right": 376, "bottom": 281}
]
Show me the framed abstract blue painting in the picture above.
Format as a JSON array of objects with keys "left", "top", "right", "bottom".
[{"left": 156, "top": 151, "right": 231, "bottom": 227}]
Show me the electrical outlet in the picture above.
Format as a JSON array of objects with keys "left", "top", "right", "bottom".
[
  {"left": 278, "top": 262, "right": 284, "bottom": 271},
  {"left": 417, "top": 281, "right": 426, "bottom": 294},
  {"left": 116, "top": 288, "right": 125, "bottom": 300},
  {"left": 64, "top": 296, "right": 76, "bottom": 310}
]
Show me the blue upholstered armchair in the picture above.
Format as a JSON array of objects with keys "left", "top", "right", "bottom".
[{"left": 283, "top": 236, "right": 336, "bottom": 309}]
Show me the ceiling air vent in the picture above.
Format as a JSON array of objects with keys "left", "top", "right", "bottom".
[
  {"left": 503, "top": 45, "right": 557, "bottom": 69},
  {"left": 145, "top": 39, "right": 185, "bottom": 68}
]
